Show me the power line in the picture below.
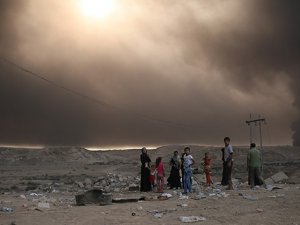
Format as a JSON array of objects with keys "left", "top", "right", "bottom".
[{"left": 0, "top": 57, "right": 193, "bottom": 129}]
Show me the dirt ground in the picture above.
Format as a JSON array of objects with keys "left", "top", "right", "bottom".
[{"left": 0, "top": 146, "right": 299, "bottom": 225}]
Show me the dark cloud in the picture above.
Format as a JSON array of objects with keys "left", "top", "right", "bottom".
[{"left": 0, "top": 0, "right": 299, "bottom": 147}]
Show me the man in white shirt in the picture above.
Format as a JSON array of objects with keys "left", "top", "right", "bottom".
[
  {"left": 221, "top": 137, "right": 233, "bottom": 190},
  {"left": 183, "top": 147, "right": 195, "bottom": 194}
]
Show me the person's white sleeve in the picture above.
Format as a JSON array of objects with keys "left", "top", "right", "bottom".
[{"left": 229, "top": 145, "right": 233, "bottom": 153}]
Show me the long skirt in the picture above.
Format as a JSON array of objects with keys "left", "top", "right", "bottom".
[
  {"left": 168, "top": 166, "right": 181, "bottom": 189},
  {"left": 140, "top": 166, "right": 151, "bottom": 192}
]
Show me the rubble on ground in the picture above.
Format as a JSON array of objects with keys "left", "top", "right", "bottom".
[{"left": 265, "top": 171, "right": 289, "bottom": 185}]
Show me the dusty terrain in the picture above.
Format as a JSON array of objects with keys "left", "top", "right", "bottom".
[{"left": 0, "top": 145, "right": 299, "bottom": 225}]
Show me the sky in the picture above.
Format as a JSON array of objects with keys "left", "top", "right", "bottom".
[{"left": 0, "top": 0, "right": 299, "bottom": 148}]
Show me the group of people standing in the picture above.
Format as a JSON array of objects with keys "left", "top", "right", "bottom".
[
  {"left": 140, "top": 146, "right": 196, "bottom": 193},
  {"left": 140, "top": 137, "right": 265, "bottom": 193}
]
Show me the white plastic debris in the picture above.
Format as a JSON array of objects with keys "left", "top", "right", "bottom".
[
  {"left": 0, "top": 207, "right": 13, "bottom": 212},
  {"left": 30, "top": 193, "right": 43, "bottom": 197},
  {"left": 154, "top": 213, "right": 163, "bottom": 218},
  {"left": 161, "top": 193, "right": 172, "bottom": 198},
  {"left": 179, "top": 216, "right": 206, "bottom": 223},
  {"left": 179, "top": 195, "right": 189, "bottom": 200}
]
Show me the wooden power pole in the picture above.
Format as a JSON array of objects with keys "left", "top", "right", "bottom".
[
  {"left": 246, "top": 114, "right": 266, "bottom": 175},
  {"left": 245, "top": 115, "right": 266, "bottom": 148}
]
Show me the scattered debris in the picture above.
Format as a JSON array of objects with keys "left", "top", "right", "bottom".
[
  {"left": 265, "top": 171, "right": 289, "bottom": 185},
  {"left": 194, "top": 192, "right": 206, "bottom": 200},
  {"left": 35, "top": 208, "right": 43, "bottom": 212},
  {"left": 144, "top": 196, "right": 169, "bottom": 201},
  {"left": 256, "top": 208, "right": 264, "bottom": 213},
  {"left": 153, "top": 213, "right": 163, "bottom": 218},
  {"left": 266, "top": 185, "right": 283, "bottom": 191},
  {"left": 112, "top": 196, "right": 144, "bottom": 203},
  {"left": 177, "top": 203, "right": 188, "bottom": 207},
  {"left": 0, "top": 206, "right": 13, "bottom": 212},
  {"left": 37, "top": 202, "right": 50, "bottom": 209},
  {"left": 239, "top": 193, "right": 258, "bottom": 201},
  {"left": 179, "top": 195, "right": 189, "bottom": 200},
  {"left": 268, "top": 194, "right": 285, "bottom": 198},
  {"left": 75, "top": 189, "right": 112, "bottom": 206},
  {"left": 161, "top": 193, "right": 172, "bottom": 198},
  {"left": 271, "top": 172, "right": 289, "bottom": 183},
  {"left": 99, "top": 193, "right": 113, "bottom": 206},
  {"left": 179, "top": 216, "right": 206, "bottom": 223},
  {"left": 128, "top": 184, "right": 139, "bottom": 192},
  {"left": 147, "top": 208, "right": 177, "bottom": 215},
  {"left": 264, "top": 178, "right": 274, "bottom": 185},
  {"left": 20, "top": 194, "right": 26, "bottom": 199},
  {"left": 29, "top": 193, "right": 43, "bottom": 197}
]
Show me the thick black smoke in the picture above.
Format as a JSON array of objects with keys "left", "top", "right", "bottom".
[
  {"left": 163, "top": 0, "right": 300, "bottom": 145},
  {"left": 0, "top": 0, "right": 299, "bottom": 147}
]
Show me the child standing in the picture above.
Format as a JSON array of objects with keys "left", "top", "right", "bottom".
[
  {"left": 149, "top": 164, "right": 157, "bottom": 191},
  {"left": 183, "top": 147, "right": 195, "bottom": 194},
  {"left": 156, "top": 157, "right": 165, "bottom": 193},
  {"left": 203, "top": 152, "right": 212, "bottom": 186}
]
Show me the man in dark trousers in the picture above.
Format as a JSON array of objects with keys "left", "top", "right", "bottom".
[
  {"left": 247, "top": 143, "right": 265, "bottom": 188},
  {"left": 221, "top": 137, "right": 233, "bottom": 190}
]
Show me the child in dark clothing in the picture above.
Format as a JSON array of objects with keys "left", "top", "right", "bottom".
[{"left": 203, "top": 152, "right": 212, "bottom": 186}]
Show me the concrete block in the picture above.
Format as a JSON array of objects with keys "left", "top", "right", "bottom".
[{"left": 271, "top": 171, "right": 289, "bottom": 183}]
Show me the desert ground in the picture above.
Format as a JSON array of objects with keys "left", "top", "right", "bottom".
[{"left": 0, "top": 145, "right": 299, "bottom": 225}]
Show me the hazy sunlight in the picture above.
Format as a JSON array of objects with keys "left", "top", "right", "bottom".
[{"left": 78, "top": 0, "right": 116, "bottom": 20}]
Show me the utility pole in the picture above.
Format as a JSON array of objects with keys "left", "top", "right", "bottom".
[
  {"left": 249, "top": 114, "right": 253, "bottom": 144},
  {"left": 245, "top": 114, "right": 266, "bottom": 175},
  {"left": 245, "top": 115, "right": 266, "bottom": 148}
]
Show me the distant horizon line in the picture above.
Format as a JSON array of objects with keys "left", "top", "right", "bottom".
[{"left": 0, "top": 143, "right": 294, "bottom": 151}]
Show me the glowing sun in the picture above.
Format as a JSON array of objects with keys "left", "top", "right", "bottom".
[{"left": 78, "top": 0, "right": 116, "bottom": 20}]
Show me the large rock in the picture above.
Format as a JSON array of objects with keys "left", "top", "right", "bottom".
[
  {"left": 270, "top": 171, "right": 289, "bottom": 183},
  {"left": 75, "top": 189, "right": 112, "bottom": 206}
]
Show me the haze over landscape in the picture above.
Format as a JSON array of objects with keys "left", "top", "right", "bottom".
[{"left": 1, "top": 0, "right": 300, "bottom": 148}]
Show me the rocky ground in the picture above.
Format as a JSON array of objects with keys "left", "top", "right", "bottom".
[{"left": 0, "top": 145, "right": 299, "bottom": 225}]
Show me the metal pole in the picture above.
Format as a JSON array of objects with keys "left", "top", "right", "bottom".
[
  {"left": 259, "top": 120, "right": 263, "bottom": 148},
  {"left": 249, "top": 114, "right": 253, "bottom": 144}
]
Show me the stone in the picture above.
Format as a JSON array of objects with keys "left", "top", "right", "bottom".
[
  {"left": 75, "top": 189, "right": 104, "bottom": 206},
  {"left": 264, "top": 178, "right": 274, "bottom": 185},
  {"left": 20, "top": 194, "right": 26, "bottom": 199},
  {"left": 76, "top": 182, "right": 84, "bottom": 188},
  {"left": 93, "top": 185, "right": 102, "bottom": 189},
  {"left": 113, "top": 188, "right": 120, "bottom": 193},
  {"left": 37, "top": 202, "right": 50, "bottom": 209},
  {"left": 96, "top": 176, "right": 106, "bottom": 182},
  {"left": 129, "top": 184, "right": 139, "bottom": 192},
  {"left": 84, "top": 178, "right": 93, "bottom": 186},
  {"left": 99, "top": 193, "right": 112, "bottom": 206},
  {"left": 271, "top": 172, "right": 289, "bottom": 183}
]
